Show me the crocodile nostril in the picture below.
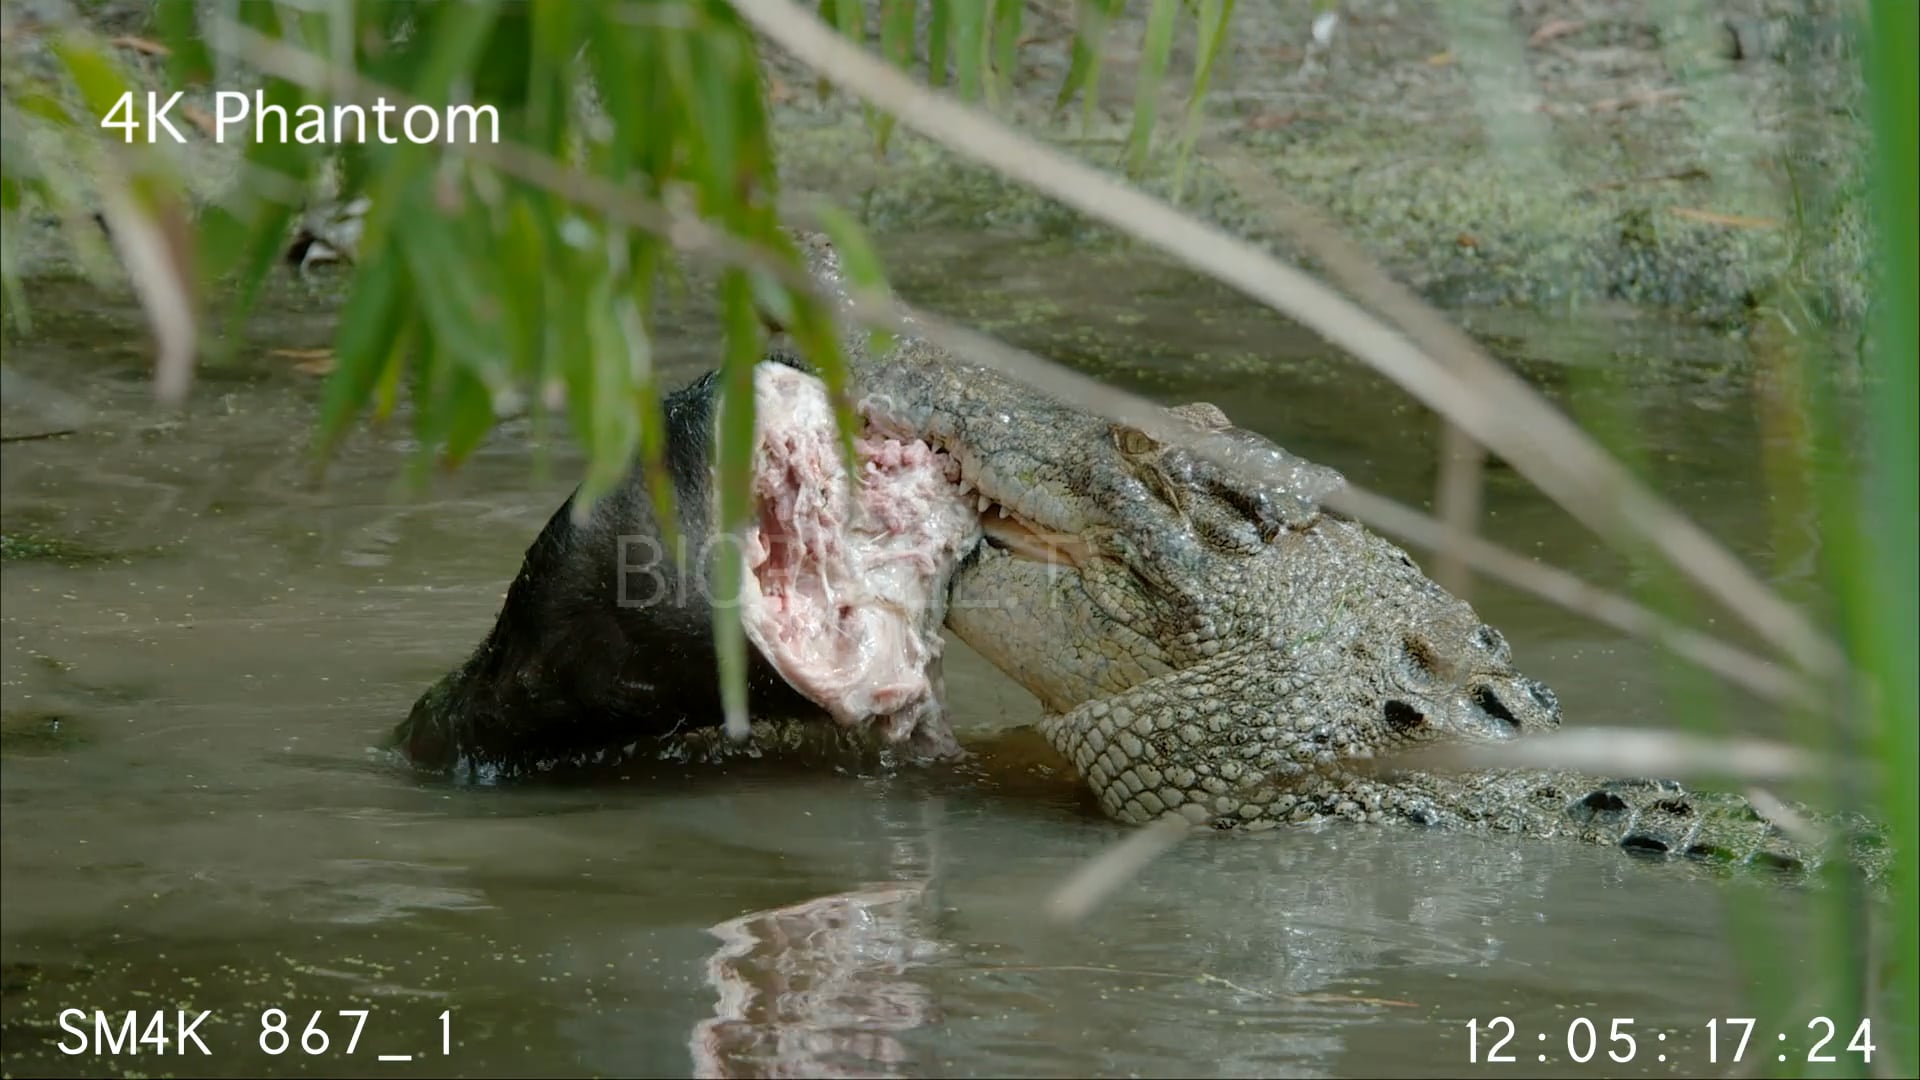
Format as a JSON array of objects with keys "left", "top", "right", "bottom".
[
  {"left": 1469, "top": 685, "right": 1520, "bottom": 729},
  {"left": 1527, "top": 679, "right": 1559, "bottom": 715},
  {"left": 1384, "top": 699, "right": 1425, "bottom": 734},
  {"left": 1471, "top": 624, "right": 1512, "bottom": 662}
]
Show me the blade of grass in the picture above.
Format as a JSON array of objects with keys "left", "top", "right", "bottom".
[
  {"left": 1169, "top": 0, "right": 1234, "bottom": 205},
  {"left": 1124, "top": 0, "right": 1180, "bottom": 178},
  {"left": 927, "top": 0, "right": 952, "bottom": 87},
  {"left": 1860, "top": 0, "right": 1918, "bottom": 1064},
  {"left": 0, "top": 160, "right": 29, "bottom": 333},
  {"left": 874, "top": 0, "right": 917, "bottom": 152},
  {"left": 1054, "top": 0, "right": 1119, "bottom": 130},
  {"left": 620, "top": 255, "right": 685, "bottom": 564},
  {"left": 714, "top": 271, "right": 765, "bottom": 742},
  {"left": 989, "top": 0, "right": 1022, "bottom": 105},
  {"left": 825, "top": 0, "right": 880, "bottom": 140},
  {"left": 575, "top": 270, "right": 641, "bottom": 516},
  {"left": 153, "top": 0, "right": 213, "bottom": 86},
  {"left": 437, "top": 367, "right": 499, "bottom": 468},
  {"left": 794, "top": 205, "right": 880, "bottom": 497},
  {"left": 952, "top": 0, "right": 987, "bottom": 103}
]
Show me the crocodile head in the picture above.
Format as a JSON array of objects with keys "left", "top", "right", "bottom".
[
  {"left": 918, "top": 390, "right": 1564, "bottom": 828},
  {"left": 857, "top": 359, "right": 1863, "bottom": 876},
  {"left": 790, "top": 229, "right": 1556, "bottom": 828}
]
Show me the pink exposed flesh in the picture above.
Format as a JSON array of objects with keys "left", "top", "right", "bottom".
[{"left": 738, "top": 364, "right": 980, "bottom": 759}]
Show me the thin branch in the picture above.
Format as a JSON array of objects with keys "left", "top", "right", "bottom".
[
  {"left": 1328, "top": 484, "right": 1818, "bottom": 711},
  {"left": 1432, "top": 424, "right": 1486, "bottom": 599},
  {"left": 1389, "top": 726, "right": 1819, "bottom": 782},
  {"left": 1046, "top": 816, "right": 1189, "bottom": 923},
  {"left": 1203, "top": 148, "right": 1503, "bottom": 599},
  {"left": 726, "top": 0, "right": 1843, "bottom": 680}
]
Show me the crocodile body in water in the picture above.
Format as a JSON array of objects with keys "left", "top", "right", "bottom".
[
  {"left": 402, "top": 230, "right": 1880, "bottom": 879},
  {"left": 793, "top": 233, "right": 1882, "bottom": 880}
]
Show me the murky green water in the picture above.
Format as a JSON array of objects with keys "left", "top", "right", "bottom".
[{"left": 0, "top": 239, "right": 1857, "bottom": 1077}]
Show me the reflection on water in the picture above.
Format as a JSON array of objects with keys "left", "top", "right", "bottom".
[
  {"left": 0, "top": 243, "right": 1852, "bottom": 1078},
  {"left": 692, "top": 882, "right": 941, "bottom": 1079}
]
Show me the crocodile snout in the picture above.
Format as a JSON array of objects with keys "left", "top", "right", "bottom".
[
  {"left": 1461, "top": 673, "right": 1562, "bottom": 738},
  {"left": 1525, "top": 678, "right": 1560, "bottom": 718}
]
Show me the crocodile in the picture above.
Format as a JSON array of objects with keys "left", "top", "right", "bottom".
[
  {"left": 791, "top": 232, "right": 1885, "bottom": 881},
  {"left": 401, "top": 228, "right": 1878, "bottom": 879}
]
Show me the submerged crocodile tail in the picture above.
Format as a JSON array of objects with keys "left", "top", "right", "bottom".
[
  {"left": 1554, "top": 776, "right": 1887, "bottom": 880},
  {"left": 1380, "top": 768, "right": 1890, "bottom": 882}
]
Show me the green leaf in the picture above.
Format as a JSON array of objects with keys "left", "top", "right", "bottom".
[
  {"left": 49, "top": 33, "right": 135, "bottom": 128},
  {"left": 356, "top": 0, "right": 500, "bottom": 255},
  {"left": 781, "top": 210, "right": 869, "bottom": 500},
  {"left": 623, "top": 236, "right": 684, "bottom": 567},
  {"left": 352, "top": 0, "right": 422, "bottom": 90},
  {"left": 1125, "top": 0, "right": 1181, "bottom": 178},
  {"left": 821, "top": 0, "right": 887, "bottom": 153},
  {"left": 587, "top": 5, "right": 651, "bottom": 182},
  {"left": 525, "top": 0, "right": 578, "bottom": 158},
  {"left": 872, "top": 0, "right": 918, "bottom": 152},
  {"left": 12, "top": 82, "right": 77, "bottom": 126},
  {"left": 812, "top": 0, "right": 838, "bottom": 103},
  {"left": 438, "top": 367, "right": 498, "bottom": 469},
  {"left": 0, "top": 162, "right": 30, "bottom": 334},
  {"left": 1170, "top": 0, "right": 1235, "bottom": 204},
  {"left": 315, "top": 254, "right": 410, "bottom": 460},
  {"left": 630, "top": 375, "right": 682, "bottom": 570},
  {"left": 396, "top": 194, "right": 513, "bottom": 402},
  {"left": 405, "top": 330, "right": 456, "bottom": 486},
  {"left": 713, "top": 270, "right": 765, "bottom": 742},
  {"left": 953, "top": 0, "right": 988, "bottom": 103},
  {"left": 1861, "top": 3, "right": 1920, "bottom": 1060},
  {"left": 831, "top": 0, "right": 866, "bottom": 48},
  {"left": 811, "top": 205, "right": 894, "bottom": 358},
  {"left": 1055, "top": 0, "right": 1122, "bottom": 133},
  {"left": 410, "top": 0, "right": 503, "bottom": 102},
  {"left": 371, "top": 320, "right": 416, "bottom": 424},
  {"left": 990, "top": 0, "right": 1023, "bottom": 104},
  {"left": 575, "top": 271, "right": 641, "bottom": 516},
  {"left": 499, "top": 196, "right": 549, "bottom": 381},
  {"left": 927, "top": 0, "right": 953, "bottom": 87},
  {"left": 201, "top": 83, "right": 315, "bottom": 350},
  {"left": 663, "top": 23, "right": 736, "bottom": 218},
  {"left": 470, "top": 4, "right": 534, "bottom": 125}
]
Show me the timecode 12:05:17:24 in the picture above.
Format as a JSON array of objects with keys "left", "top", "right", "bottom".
[{"left": 1464, "top": 1017, "right": 1875, "bottom": 1065}]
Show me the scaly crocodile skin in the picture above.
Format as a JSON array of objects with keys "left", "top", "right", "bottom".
[{"left": 793, "top": 231, "right": 1883, "bottom": 880}]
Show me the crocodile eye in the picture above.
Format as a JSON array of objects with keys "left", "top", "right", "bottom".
[
  {"left": 1400, "top": 636, "right": 1439, "bottom": 678},
  {"left": 1114, "top": 426, "right": 1158, "bottom": 455}
]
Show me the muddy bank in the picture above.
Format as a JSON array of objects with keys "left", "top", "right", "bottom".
[
  {"left": 1, "top": 0, "right": 1874, "bottom": 333},
  {"left": 770, "top": 0, "right": 1871, "bottom": 331}
]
